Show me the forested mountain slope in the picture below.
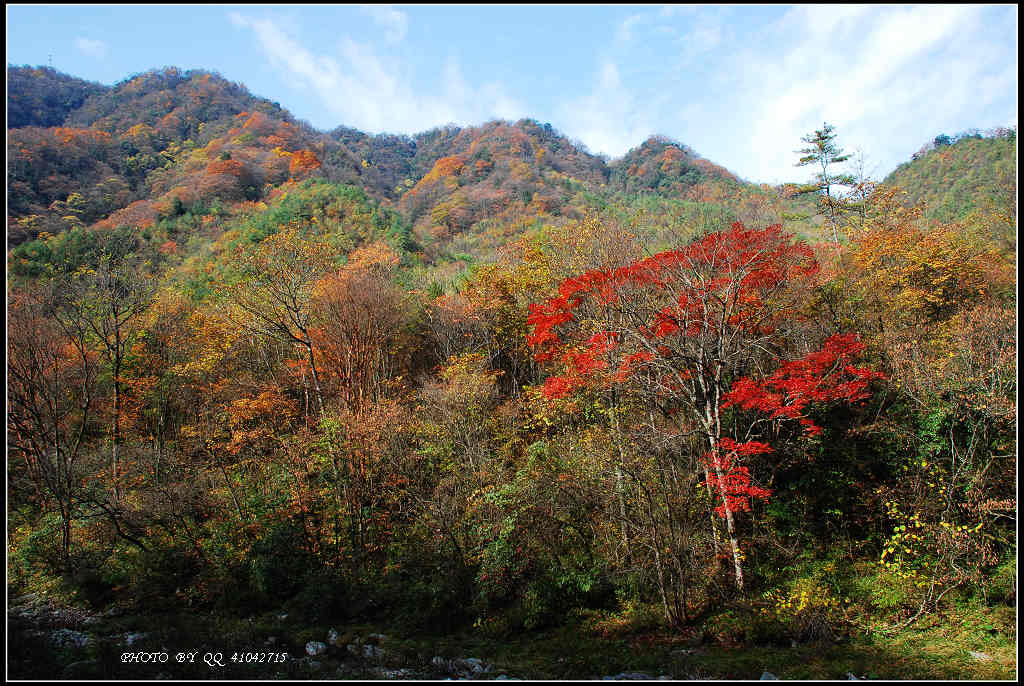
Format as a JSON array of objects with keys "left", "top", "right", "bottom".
[
  {"left": 7, "top": 65, "right": 108, "bottom": 129},
  {"left": 7, "top": 64, "right": 1017, "bottom": 682},
  {"left": 884, "top": 128, "right": 1016, "bottom": 222},
  {"left": 7, "top": 66, "right": 750, "bottom": 256}
]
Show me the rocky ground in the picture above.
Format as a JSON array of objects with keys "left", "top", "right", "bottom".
[
  {"left": 7, "top": 594, "right": 686, "bottom": 680},
  {"left": 8, "top": 593, "right": 1010, "bottom": 680}
]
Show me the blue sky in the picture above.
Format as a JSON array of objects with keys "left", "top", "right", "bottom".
[{"left": 6, "top": 4, "right": 1018, "bottom": 184}]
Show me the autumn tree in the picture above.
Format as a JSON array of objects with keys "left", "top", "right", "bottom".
[
  {"left": 842, "top": 201, "right": 1016, "bottom": 619},
  {"left": 8, "top": 289, "right": 100, "bottom": 567},
  {"left": 55, "top": 250, "right": 155, "bottom": 503},
  {"left": 527, "top": 222, "right": 882, "bottom": 593},
  {"left": 222, "top": 225, "right": 338, "bottom": 418},
  {"left": 312, "top": 241, "right": 414, "bottom": 411}
]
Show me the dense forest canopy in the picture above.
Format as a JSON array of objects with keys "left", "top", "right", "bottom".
[{"left": 6, "top": 64, "right": 1017, "bottom": 680}]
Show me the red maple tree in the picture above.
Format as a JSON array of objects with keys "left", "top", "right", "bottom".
[{"left": 526, "top": 222, "right": 884, "bottom": 589}]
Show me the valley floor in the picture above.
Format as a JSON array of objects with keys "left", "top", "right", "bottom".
[{"left": 7, "top": 592, "right": 1015, "bottom": 681}]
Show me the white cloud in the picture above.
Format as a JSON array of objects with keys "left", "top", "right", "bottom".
[
  {"left": 555, "top": 61, "right": 654, "bottom": 158},
  {"left": 359, "top": 5, "right": 408, "bottom": 44},
  {"left": 617, "top": 12, "right": 648, "bottom": 43},
  {"left": 229, "top": 6, "right": 1015, "bottom": 181},
  {"left": 230, "top": 12, "right": 527, "bottom": 133},
  {"left": 559, "top": 5, "right": 1014, "bottom": 180},
  {"left": 74, "top": 37, "right": 108, "bottom": 59},
  {"left": 724, "top": 4, "right": 1008, "bottom": 182}
]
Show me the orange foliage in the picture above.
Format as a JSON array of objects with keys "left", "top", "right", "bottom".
[
  {"left": 53, "top": 127, "right": 111, "bottom": 146},
  {"left": 288, "top": 149, "right": 322, "bottom": 177},
  {"left": 205, "top": 158, "right": 247, "bottom": 177},
  {"left": 422, "top": 155, "right": 465, "bottom": 183},
  {"left": 95, "top": 200, "right": 158, "bottom": 229}
]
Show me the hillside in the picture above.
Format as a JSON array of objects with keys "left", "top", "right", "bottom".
[
  {"left": 609, "top": 134, "right": 740, "bottom": 198},
  {"left": 7, "top": 66, "right": 753, "bottom": 258},
  {"left": 6, "top": 64, "right": 1017, "bottom": 682},
  {"left": 7, "top": 65, "right": 108, "bottom": 129},
  {"left": 884, "top": 128, "right": 1016, "bottom": 222}
]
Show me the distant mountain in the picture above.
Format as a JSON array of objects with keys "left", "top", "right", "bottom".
[
  {"left": 7, "top": 67, "right": 371, "bottom": 245},
  {"left": 7, "top": 65, "right": 749, "bottom": 255},
  {"left": 609, "top": 135, "right": 740, "bottom": 198},
  {"left": 884, "top": 128, "right": 1016, "bottom": 222},
  {"left": 388, "top": 119, "right": 611, "bottom": 256},
  {"left": 7, "top": 65, "right": 108, "bottom": 129}
]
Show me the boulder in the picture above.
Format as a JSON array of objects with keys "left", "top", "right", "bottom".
[
  {"left": 459, "top": 657, "right": 491, "bottom": 674},
  {"left": 305, "top": 641, "right": 328, "bottom": 657}
]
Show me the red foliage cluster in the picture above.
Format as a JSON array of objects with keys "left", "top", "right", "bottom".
[
  {"left": 723, "top": 333, "right": 886, "bottom": 436},
  {"left": 527, "top": 223, "right": 820, "bottom": 398},
  {"left": 703, "top": 438, "right": 774, "bottom": 518}
]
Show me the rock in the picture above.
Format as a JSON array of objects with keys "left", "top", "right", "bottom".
[
  {"left": 122, "top": 631, "right": 147, "bottom": 646},
  {"left": 432, "top": 656, "right": 450, "bottom": 670},
  {"left": 459, "top": 657, "right": 491, "bottom": 674},
  {"left": 604, "top": 673, "right": 653, "bottom": 680},
  {"left": 51, "top": 629, "right": 91, "bottom": 649},
  {"left": 305, "top": 641, "right": 328, "bottom": 657},
  {"left": 969, "top": 650, "right": 992, "bottom": 661},
  {"left": 348, "top": 643, "right": 383, "bottom": 659},
  {"left": 376, "top": 667, "right": 417, "bottom": 678},
  {"left": 761, "top": 672, "right": 779, "bottom": 680},
  {"left": 672, "top": 648, "right": 704, "bottom": 656},
  {"left": 327, "top": 628, "right": 339, "bottom": 644},
  {"left": 278, "top": 613, "right": 288, "bottom": 620}
]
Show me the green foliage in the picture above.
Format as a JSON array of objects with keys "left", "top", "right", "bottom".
[
  {"left": 247, "top": 519, "right": 316, "bottom": 601},
  {"left": 885, "top": 129, "right": 1016, "bottom": 222},
  {"left": 986, "top": 551, "right": 1017, "bottom": 605}
]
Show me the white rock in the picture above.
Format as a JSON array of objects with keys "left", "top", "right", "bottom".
[
  {"left": 761, "top": 672, "right": 779, "bottom": 680},
  {"left": 969, "top": 650, "right": 992, "bottom": 661},
  {"left": 305, "top": 641, "right": 328, "bottom": 657}
]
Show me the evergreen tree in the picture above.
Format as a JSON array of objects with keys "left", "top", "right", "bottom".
[{"left": 795, "top": 122, "right": 855, "bottom": 254}]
